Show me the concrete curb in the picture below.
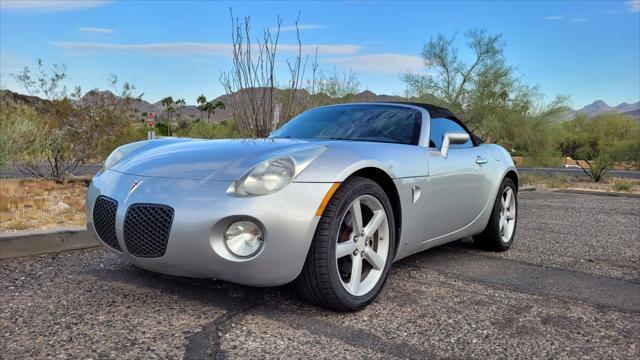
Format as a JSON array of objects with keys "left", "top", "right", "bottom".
[
  {"left": 0, "top": 226, "right": 98, "bottom": 260},
  {"left": 519, "top": 186, "right": 537, "bottom": 192},
  {"left": 554, "top": 189, "right": 640, "bottom": 198}
]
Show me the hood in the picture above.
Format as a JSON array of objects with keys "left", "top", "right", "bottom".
[{"left": 110, "top": 138, "right": 319, "bottom": 181}]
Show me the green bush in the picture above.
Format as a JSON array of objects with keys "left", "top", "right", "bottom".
[
  {"left": 155, "top": 122, "right": 171, "bottom": 136},
  {"left": 610, "top": 178, "right": 633, "bottom": 192},
  {"left": 519, "top": 156, "right": 564, "bottom": 168},
  {"left": 0, "top": 101, "right": 42, "bottom": 167},
  {"left": 174, "top": 120, "right": 245, "bottom": 139},
  {"left": 557, "top": 113, "right": 640, "bottom": 181}
]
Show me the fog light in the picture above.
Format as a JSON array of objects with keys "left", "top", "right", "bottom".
[{"left": 224, "top": 221, "right": 263, "bottom": 257}]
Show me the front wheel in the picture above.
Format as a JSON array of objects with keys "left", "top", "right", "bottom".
[
  {"left": 296, "top": 176, "right": 396, "bottom": 312},
  {"left": 474, "top": 178, "right": 518, "bottom": 251}
]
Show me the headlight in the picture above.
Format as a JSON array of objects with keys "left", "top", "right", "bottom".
[
  {"left": 101, "top": 141, "right": 147, "bottom": 172},
  {"left": 230, "top": 146, "right": 326, "bottom": 196},
  {"left": 224, "top": 220, "right": 263, "bottom": 257},
  {"left": 235, "top": 157, "right": 295, "bottom": 196}
]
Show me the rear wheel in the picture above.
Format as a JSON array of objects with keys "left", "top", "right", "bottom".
[
  {"left": 296, "top": 176, "right": 396, "bottom": 311},
  {"left": 474, "top": 178, "right": 517, "bottom": 251}
]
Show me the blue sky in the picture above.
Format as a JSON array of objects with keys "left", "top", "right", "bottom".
[{"left": 1, "top": 0, "right": 639, "bottom": 108}]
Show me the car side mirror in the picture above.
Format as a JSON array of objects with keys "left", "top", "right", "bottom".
[{"left": 440, "top": 132, "right": 470, "bottom": 158}]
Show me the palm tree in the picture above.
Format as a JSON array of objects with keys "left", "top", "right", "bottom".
[
  {"left": 160, "top": 96, "right": 174, "bottom": 123},
  {"left": 175, "top": 98, "right": 186, "bottom": 121},
  {"left": 204, "top": 100, "right": 225, "bottom": 121},
  {"left": 196, "top": 94, "right": 207, "bottom": 120}
]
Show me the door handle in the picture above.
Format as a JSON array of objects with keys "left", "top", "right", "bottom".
[{"left": 475, "top": 156, "right": 488, "bottom": 165}]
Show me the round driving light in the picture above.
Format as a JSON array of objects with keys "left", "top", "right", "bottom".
[{"left": 224, "top": 221, "right": 263, "bottom": 257}]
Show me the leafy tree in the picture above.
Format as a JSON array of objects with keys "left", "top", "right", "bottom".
[
  {"left": 403, "top": 29, "right": 567, "bottom": 159},
  {"left": 12, "top": 60, "right": 143, "bottom": 181},
  {"left": 558, "top": 113, "right": 640, "bottom": 181},
  {"left": 302, "top": 52, "right": 362, "bottom": 109}
]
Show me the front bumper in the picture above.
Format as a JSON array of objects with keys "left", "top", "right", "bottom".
[{"left": 87, "top": 169, "right": 333, "bottom": 286}]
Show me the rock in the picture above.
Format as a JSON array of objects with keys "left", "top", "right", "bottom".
[{"left": 51, "top": 202, "right": 71, "bottom": 212}]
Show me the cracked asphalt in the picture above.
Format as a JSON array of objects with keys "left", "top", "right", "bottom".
[{"left": 1, "top": 191, "right": 639, "bottom": 359}]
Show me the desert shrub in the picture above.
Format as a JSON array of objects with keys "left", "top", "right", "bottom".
[
  {"left": 557, "top": 113, "right": 640, "bottom": 182},
  {"left": 154, "top": 122, "right": 171, "bottom": 136},
  {"left": 0, "top": 99, "right": 42, "bottom": 167},
  {"left": 11, "top": 60, "right": 143, "bottom": 181},
  {"left": 547, "top": 175, "right": 570, "bottom": 188},
  {"left": 519, "top": 156, "right": 564, "bottom": 168},
  {"left": 517, "top": 173, "right": 569, "bottom": 188},
  {"left": 174, "top": 120, "right": 244, "bottom": 139},
  {"left": 518, "top": 173, "right": 543, "bottom": 186},
  {"left": 610, "top": 178, "right": 633, "bottom": 192},
  {"left": 220, "top": 12, "right": 306, "bottom": 137}
]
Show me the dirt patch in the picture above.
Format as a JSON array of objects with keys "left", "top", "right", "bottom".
[{"left": 0, "top": 179, "right": 87, "bottom": 231}]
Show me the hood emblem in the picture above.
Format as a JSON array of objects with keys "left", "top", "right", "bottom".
[{"left": 129, "top": 180, "right": 143, "bottom": 194}]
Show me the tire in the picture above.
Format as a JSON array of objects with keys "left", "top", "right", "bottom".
[
  {"left": 296, "top": 176, "right": 396, "bottom": 312},
  {"left": 474, "top": 177, "right": 517, "bottom": 251}
]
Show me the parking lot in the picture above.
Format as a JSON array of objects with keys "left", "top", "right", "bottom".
[{"left": 1, "top": 191, "right": 639, "bottom": 359}]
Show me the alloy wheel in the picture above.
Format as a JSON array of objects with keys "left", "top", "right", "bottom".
[
  {"left": 335, "top": 194, "right": 390, "bottom": 296},
  {"left": 499, "top": 187, "right": 516, "bottom": 243}
]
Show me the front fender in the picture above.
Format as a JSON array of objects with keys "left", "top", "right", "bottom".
[{"left": 294, "top": 142, "right": 429, "bottom": 182}]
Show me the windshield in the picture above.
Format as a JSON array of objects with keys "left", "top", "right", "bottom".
[{"left": 270, "top": 104, "right": 422, "bottom": 145}]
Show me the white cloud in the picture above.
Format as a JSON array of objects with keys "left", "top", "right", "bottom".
[
  {"left": 324, "top": 53, "right": 424, "bottom": 74},
  {"left": 77, "top": 27, "right": 114, "bottom": 34},
  {"left": 0, "top": 0, "right": 110, "bottom": 12},
  {"left": 274, "top": 24, "right": 328, "bottom": 32},
  {"left": 627, "top": 0, "right": 640, "bottom": 12},
  {"left": 53, "top": 42, "right": 233, "bottom": 56},
  {"left": 542, "top": 15, "right": 589, "bottom": 23},
  {"left": 53, "top": 41, "right": 360, "bottom": 56},
  {"left": 282, "top": 44, "right": 360, "bottom": 55}
]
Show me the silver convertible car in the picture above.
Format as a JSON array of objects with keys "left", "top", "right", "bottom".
[{"left": 87, "top": 102, "right": 518, "bottom": 311}]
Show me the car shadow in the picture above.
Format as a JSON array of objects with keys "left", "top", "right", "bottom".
[{"left": 83, "top": 236, "right": 482, "bottom": 313}]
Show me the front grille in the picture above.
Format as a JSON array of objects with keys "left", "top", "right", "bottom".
[
  {"left": 92, "top": 196, "right": 121, "bottom": 251},
  {"left": 123, "top": 204, "right": 174, "bottom": 258}
]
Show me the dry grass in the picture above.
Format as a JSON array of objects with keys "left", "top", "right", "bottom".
[
  {"left": 520, "top": 173, "right": 640, "bottom": 193},
  {"left": 610, "top": 178, "right": 633, "bottom": 192},
  {"left": 0, "top": 179, "right": 87, "bottom": 231}
]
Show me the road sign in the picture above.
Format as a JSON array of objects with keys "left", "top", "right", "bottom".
[{"left": 146, "top": 112, "right": 155, "bottom": 128}]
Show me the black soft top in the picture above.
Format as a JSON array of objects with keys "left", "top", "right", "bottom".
[{"left": 390, "top": 102, "right": 483, "bottom": 145}]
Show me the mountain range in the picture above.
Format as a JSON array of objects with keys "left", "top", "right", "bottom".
[
  {"left": 568, "top": 100, "right": 640, "bottom": 119},
  {"left": 2, "top": 88, "right": 638, "bottom": 122}
]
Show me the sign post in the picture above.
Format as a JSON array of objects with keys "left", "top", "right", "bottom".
[{"left": 146, "top": 112, "right": 156, "bottom": 140}]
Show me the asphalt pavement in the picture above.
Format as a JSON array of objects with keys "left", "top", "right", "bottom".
[{"left": 1, "top": 191, "right": 639, "bottom": 358}]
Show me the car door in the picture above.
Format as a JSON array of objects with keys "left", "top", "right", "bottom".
[{"left": 421, "top": 118, "right": 492, "bottom": 242}]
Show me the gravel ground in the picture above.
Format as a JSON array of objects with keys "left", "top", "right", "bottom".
[
  {"left": 1, "top": 191, "right": 639, "bottom": 359},
  {"left": 451, "top": 190, "right": 640, "bottom": 282}
]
